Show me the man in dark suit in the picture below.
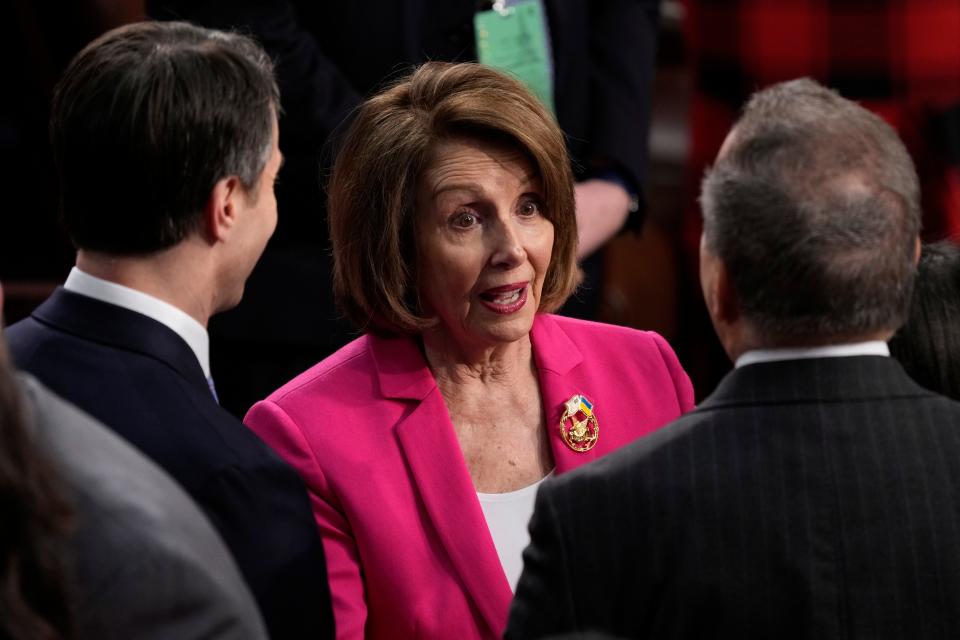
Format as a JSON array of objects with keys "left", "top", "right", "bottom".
[
  {"left": 6, "top": 22, "right": 333, "bottom": 639},
  {"left": 507, "top": 78, "right": 960, "bottom": 638}
]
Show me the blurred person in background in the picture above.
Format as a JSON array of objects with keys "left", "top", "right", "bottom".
[
  {"left": 0, "top": 283, "right": 268, "bottom": 640},
  {"left": 245, "top": 62, "right": 694, "bottom": 640},
  {"left": 890, "top": 241, "right": 960, "bottom": 400},
  {"left": 0, "top": 283, "right": 73, "bottom": 640}
]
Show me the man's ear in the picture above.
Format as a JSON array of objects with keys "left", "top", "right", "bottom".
[
  {"left": 914, "top": 236, "right": 922, "bottom": 266},
  {"left": 714, "top": 259, "right": 739, "bottom": 326},
  {"left": 699, "top": 236, "right": 739, "bottom": 327},
  {"left": 203, "top": 176, "right": 243, "bottom": 243}
]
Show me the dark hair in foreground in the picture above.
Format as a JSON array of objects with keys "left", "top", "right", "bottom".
[
  {"left": 328, "top": 62, "right": 579, "bottom": 336},
  {"left": 51, "top": 21, "right": 279, "bottom": 255},
  {"left": 700, "top": 78, "right": 921, "bottom": 343},
  {"left": 890, "top": 241, "right": 960, "bottom": 400},
  {"left": 0, "top": 339, "right": 74, "bottom": 640}
]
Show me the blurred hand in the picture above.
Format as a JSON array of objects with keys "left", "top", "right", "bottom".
[{"left": 573, "top": 179, "right": 631, "bottom": 260}]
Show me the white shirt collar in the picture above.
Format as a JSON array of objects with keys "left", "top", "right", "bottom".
[
  {"left": 735, "top": 341, "right": 890, "bottom": 369},
  {"left": 64, "top": 267, "right": 211, "bottom": 378}
]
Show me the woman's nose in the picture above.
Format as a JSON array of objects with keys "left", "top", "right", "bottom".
[{"left": 490, "top": 219, "right": 526, "bottom": 268}]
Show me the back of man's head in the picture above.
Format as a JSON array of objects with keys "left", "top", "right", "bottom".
[
  {"left": 700, "top": 78, "right": 921, "bottom": 344},
  {"left": 51, "top": 21, "right": 279, "bottom": 255}
]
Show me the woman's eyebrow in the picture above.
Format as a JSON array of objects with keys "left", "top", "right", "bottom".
[{"left": 432, "top": 183, "right": 484, "bottom": 199}]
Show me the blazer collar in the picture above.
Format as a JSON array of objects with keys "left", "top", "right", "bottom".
[
  {"left": 31, "top": 288, "right": 209, "bottom": 392},
  {"left": 395, "top": 389, "right": 509, "bottom": 635},
  {"left": 529, "top": 313, "right": 583, "bottom": 375},
  {"left": 702, "top": 355, "right": 930, "bottom": 410},
  {"left": 369, "top": 333, "right": 508, "bottom": 634},
  {"left": 368, "top": 315, "right": 592, "bottom": 635},
  {"left": 367, "top": 331, "right": 436, "bottom": 400}
]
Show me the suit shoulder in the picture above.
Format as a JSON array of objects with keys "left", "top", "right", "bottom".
[
  {"left": 34, "top": 389, "right": 268, "bottom": 637},
  {"left": 264, "top": 334, "right": 376, "bottom": 406},
  {"left": 540, "top": 313, "right": 668, "bottom": 353},
  {"left": 538, "top": 314, "right": 689, "bottom": 399},
  {"left": 24, "top": 374, "right": 202, "bottom": 517},
  {"left": 911, "top": 391, "right": 960, "bottom": 424},
  {"left": 4, "top": 315, "right": 51, "bottom": 362},
  {"left": 24, "top": 376, "right": 250, "bottom": 563}
]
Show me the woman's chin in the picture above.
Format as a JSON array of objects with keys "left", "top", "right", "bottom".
[
  {"left": 468, "top": 307, "right": 538, "bottom": 348},
  {"left": 425, "top": 300, "right": 539, "bottom": 357}
]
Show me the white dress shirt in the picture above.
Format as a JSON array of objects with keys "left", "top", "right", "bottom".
[
  {"left": 735, "top": 341, "right": 890, "bottom": 369},
  {"left": 477, "top": 471, "right": 553, "bottom": 592},
  {"left": 64, "top": 267, "right": 211, "bottom": 378}
]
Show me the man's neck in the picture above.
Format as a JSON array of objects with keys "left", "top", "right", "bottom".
[
  {"left": 76, "top": 244, "right": 216, "bottom": 327},
  {"left": 735, "top": 340, "right": 891, "bottom": 369},
  {"left": 728, "top": 329, "right": 896, "bottom": 365}
]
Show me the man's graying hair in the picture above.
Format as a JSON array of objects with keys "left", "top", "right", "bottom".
[{"left": 700, "top": 78, "right": 921, "bottom": 343}]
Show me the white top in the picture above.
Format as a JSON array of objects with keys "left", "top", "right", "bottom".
[
  {"left": 477, "top": 471, "right": 553, "bottom": 592},
  {"left": 735, "top": 340, "right": 890, "bottom": 369},
  {"left": 64, "top": 267, "right": 211, "bottom": 378}
]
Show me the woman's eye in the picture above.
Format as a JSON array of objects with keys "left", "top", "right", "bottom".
[
  {"left": 451, "top": 211, "right": 478, "bottom": 228},
  {"left": 519, "top": 199, "right": 543, "bottom": 217}
]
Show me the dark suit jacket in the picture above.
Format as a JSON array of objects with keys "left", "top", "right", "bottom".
[
  {"left": 7, "top": 289, "right": 334, "bottom": 640},
  {"left": 507, "top": 356, "right": 960, "bottom": 639},
  {"left": 19, "top": 373, "right": 268, "bottom": 639}
]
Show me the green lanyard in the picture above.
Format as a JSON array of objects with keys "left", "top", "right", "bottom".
[{"left": 474, "top": 0, "right": 555, "bottom": 116}]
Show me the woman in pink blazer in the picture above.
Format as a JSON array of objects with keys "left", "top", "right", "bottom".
[{"left": 245, "top": 63, "right": 694, "bottom": 639}]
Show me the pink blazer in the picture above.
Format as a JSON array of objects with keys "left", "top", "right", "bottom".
[{"left": 245, "top": 314, "right": 694, "bottom": 639}]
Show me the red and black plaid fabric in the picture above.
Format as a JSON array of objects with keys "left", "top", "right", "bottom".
[
  {"left": 675, "top": 0, "right": 960, "bottom": 398},
  {"left": 682, "top": 0, "right": 960, "bottom": 248}
]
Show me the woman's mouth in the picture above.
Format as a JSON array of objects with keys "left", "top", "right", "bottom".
[{"left": 479, "top": 282, "right": 528, "bottom": 314}]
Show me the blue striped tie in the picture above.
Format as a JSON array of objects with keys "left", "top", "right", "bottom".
[{"left": 206, "top": 376, "right": 219, "bottom": 404}]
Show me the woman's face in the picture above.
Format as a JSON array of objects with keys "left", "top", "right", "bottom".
[{"left": 415, "top": 137, "right": 554, "bottom": 354}]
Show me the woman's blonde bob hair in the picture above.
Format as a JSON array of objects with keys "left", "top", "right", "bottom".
[{"left": 328, "top": 62, "right": 578, "bottom": 336}]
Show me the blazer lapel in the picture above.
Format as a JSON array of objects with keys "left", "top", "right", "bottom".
[
  {"left": 529, "top": 315, "right": 600, "bottom": 472},
  {"left": 370, "top": 335, "right": 512, "bottom": 635}
]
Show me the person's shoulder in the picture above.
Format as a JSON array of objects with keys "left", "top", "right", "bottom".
[
  {"left": 537, "top": 313, "right": 683, "bottom": 380},
  {"left": 908, "top": 387, "right": 960, "bottom": 424},
  {"left": 263, "top": 333, "right": 377, "bottom": 406},
  {"left": 20, "top": 376, "right": 268, "bottom": 637},
  {"left": 4, "top": 311, "right": 45, "bottom": 338},
  {"left": 571, "top": 404, "right": 699, "bottom": 472},
  {"left": 23, "top": 373, "right": 205, "bottom": 518},
  {"left": 538, "top": 313, "right": 666, "bottom": 349},
  {"left": 4, "top": 313, "right": 55, "bottom": 362},
  {"left": 539, "top": 409, "right": 704, "bottom": 530},
  {"left": 21, "top": 373, "right": 254, "bottom": 575}
]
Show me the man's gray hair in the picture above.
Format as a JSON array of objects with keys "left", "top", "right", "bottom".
[{"left": 700, "top": 78, "right": 921, "bottom": 343}]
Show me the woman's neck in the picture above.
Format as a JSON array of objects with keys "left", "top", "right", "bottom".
[
  {"left": 422, "top": 333, "right": 552, "bottom": 492},
  {"left": 422, "top": 333, "right": 534, "bottom": 391}
]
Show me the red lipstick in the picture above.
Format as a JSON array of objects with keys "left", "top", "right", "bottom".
[{"left": 478, "top": 282, "right": 528, "bottom": 314}]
